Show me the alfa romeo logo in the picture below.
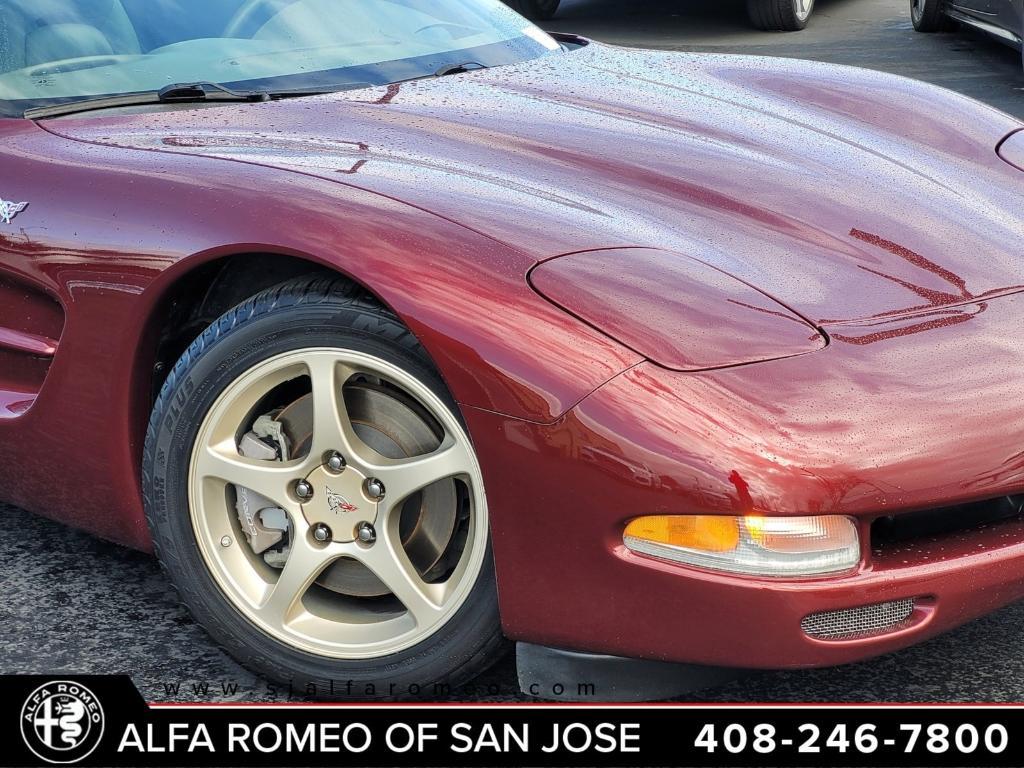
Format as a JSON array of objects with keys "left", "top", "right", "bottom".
[{"left": 20, "top": 681, "right": 105, "bottom": 764}]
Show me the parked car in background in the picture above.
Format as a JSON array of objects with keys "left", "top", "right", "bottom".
[
  {"left": 912, "top": 0, "right": 1023, "bottom": 53},
  {"left": 505, "top": 0, "right": 817, "bottom": 31}
]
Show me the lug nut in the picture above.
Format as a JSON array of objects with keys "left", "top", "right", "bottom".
[
  {"left": 312, "top": 523, "right": 332, "bottom": 543},
  {"left": 326, "top": 452, "right": 346, "bottom": 472},
  {"left": 365, "top": 478, "right": 385, "bottom": 501},
  {"left": 220, "top": 536, "right": 232, "bottom": 548},
  {"left": 295, "top": 480, "right": 314, "bottom": 500},
  {"left": 356, "top": 522, "right": 377, "bottom": 545}
]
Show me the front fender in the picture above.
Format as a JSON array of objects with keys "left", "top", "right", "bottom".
[{"left": 0, "top": 126, "right": 638, "bottom": 547}]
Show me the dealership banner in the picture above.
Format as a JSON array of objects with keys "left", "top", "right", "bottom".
[{"left": 6, "top": 677, "right": 1024, "bottom": 768}]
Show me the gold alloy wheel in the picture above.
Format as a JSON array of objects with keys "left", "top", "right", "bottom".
[{"left": 188, "top": 348, "right": 488, "bottom": 659}]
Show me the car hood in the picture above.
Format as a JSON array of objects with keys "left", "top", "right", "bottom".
[{"left": 45, "top": 42, "right": 1024, "bottom": 324}]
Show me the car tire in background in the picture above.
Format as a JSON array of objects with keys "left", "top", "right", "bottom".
[
  {"left": 143, "top": 276, "right": 505, "bottom": 698},
  {"left": 748, "top": 0, "right": 815, "bottom": 30},
  {"left": 910, "top": 0, "right": 953, "bottom": 32},
  {"left": 505, "top": 0, "right": 561, "bottom": 21}
]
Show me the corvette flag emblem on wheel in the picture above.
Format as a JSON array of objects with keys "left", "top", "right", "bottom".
[
  {"left": 0, "top": 198, "right": 28, "bottom": 224},
  {"left": 326, "top": 487, "right": 358, "bottom": 514}
]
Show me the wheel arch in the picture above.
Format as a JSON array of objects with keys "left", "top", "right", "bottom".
[{"left": 128, "top": 246, "right": 401, "bottom": 470}]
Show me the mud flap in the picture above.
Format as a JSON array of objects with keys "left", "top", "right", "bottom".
[{"left": 516, "top": 642, "right": 748, "bottom": 702}]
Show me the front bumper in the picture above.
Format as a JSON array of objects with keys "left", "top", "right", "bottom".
[
  {"left": 469, "top": 291, "right": 1024, "bottom": 669},
  {"left": 608, "top": 517, "right": 1024, "bottom": 668}
]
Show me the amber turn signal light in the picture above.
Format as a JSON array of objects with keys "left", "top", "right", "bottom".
[
  {"left": 623, "top": 515, "right": 740, "bottom": 552},
  {"left": 623, "top": 514, "right": 859, "bottom": 577}
]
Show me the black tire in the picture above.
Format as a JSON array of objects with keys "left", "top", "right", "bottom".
[
  {"left": 142, "top": 276, "right": 506, "bottom": 699},
  {"left": 747, "top": 0, "right": 815, "bottom": 31},
  {"left": 911, "top": 0, "right": 951, "bottom": 32},
  {"left": 505, "top": 0, "right": 561, "bottom": 21}
]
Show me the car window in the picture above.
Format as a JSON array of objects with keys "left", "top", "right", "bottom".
[{"left": 0, "top": 0, "right": 560, "bottom": 117}]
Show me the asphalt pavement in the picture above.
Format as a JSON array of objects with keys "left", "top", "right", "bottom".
[{"left": 4, "top": 0, "right": 1024, "bottom": 703}]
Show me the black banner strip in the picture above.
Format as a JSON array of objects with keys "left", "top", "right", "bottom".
[{"left": 5, "top": 676, "right": 1024, "bottom": 767}]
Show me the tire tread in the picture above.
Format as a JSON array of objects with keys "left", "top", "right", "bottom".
[
  {"left": 747, "top": 0, "right": 810, "bottom": 30},
  {"left": 911, "top": 0, "right": 949, "bottom": 32}
]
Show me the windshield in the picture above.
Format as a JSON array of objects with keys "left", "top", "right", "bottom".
[{"left": 0, "top": 0, "right": 561, "bottom": 117}]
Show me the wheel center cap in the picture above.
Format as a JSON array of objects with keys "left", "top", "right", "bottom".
[{"left": 300, "top": 463, "right": 378, "bottom": 543}]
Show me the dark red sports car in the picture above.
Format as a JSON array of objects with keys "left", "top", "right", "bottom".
[{"left": 2, "top": 0, "right": 1024, "bottom": 700}]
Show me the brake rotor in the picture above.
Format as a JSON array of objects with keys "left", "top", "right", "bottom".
[{"left": 275, "top": 381, "right": 459, "bottom": 597}]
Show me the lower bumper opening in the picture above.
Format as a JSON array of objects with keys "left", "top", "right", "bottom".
[{"left": 801, "top": 598, "right": 918, "bottom": 641}]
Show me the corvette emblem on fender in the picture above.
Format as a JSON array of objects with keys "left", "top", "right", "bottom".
[
  {"left": 326, "top": 487, "right": 358, "bottom": 515},
  {"left": 0, "top": 199, "right": 28, "bottom": 225}
]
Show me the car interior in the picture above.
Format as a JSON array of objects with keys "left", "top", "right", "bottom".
[
  {"left": 0, "top": 0, "right": 521, "bottom": 104},
  {"left": 0, "top": 0, "right": 142, "bottom": 73}
]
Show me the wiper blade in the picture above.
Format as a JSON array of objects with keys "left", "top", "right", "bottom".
[
  {"left": 25, "top": 82, "right": 264, "bottom": 119},
  {"left": 159, "top": 81, "right": 269, "bottom": 103},
  {"left": 24, "top": 81, "right": 327, "bottom": 120},
  {"left": 434, "top": 61, "right": 488, "bottom": 77}
]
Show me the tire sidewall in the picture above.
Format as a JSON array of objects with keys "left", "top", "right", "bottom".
[
  {"left": 911, "top": 0, "right": 925, "bottom": 24},
  {"left": 910, "top": 0, "right": 947, "bottom": 30}
]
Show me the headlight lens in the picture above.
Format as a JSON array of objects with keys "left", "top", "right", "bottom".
[
  {"left": 530, "top": 248, "right": 827, "bottom": 371},
  {"left": 623, "top": 515, "right": 860, "bottom": 577}
]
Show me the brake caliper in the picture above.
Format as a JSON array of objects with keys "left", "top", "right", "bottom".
[{"left": 235, "top": 413, "right": 291, "bottom": 563}]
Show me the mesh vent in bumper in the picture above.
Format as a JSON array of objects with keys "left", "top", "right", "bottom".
[{"left": 801, "top": 598, "right": 916, "bottom": 640}]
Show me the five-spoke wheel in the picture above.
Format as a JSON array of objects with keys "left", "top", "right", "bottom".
[{"left": 191, "top": 349, "right": 487, "bottom": 658}]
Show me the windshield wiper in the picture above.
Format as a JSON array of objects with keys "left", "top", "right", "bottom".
[
  {"left": 24, "top": 81, "right": 329, "bottom": 120},
  {"left": 24, "top": 63, "right": 485, "bottom": 119},
  {"left": 434, "top": 61, "right": 488, "bottom": 77}
]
